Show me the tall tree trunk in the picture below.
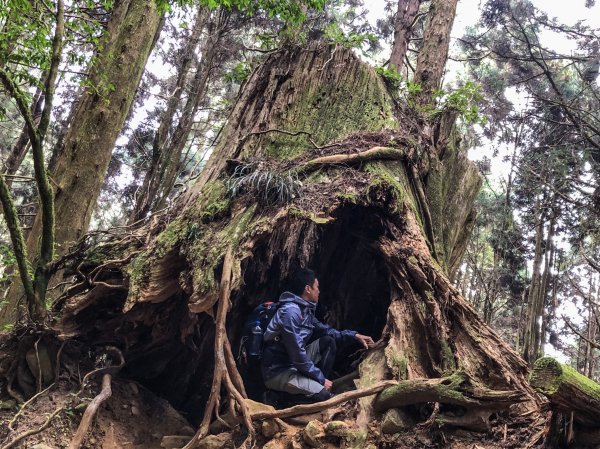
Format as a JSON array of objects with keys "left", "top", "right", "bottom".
[
  {"left": 129, "top": 7, "right": 208, "bottom": 223},
  {"left": 390, "top": 0, "right": 421, "bottom": 72},
  {"left": 0, "top": 0, "right": 163, "bottom": 324},
  {"left": 522, "top": 197, "right": 546, "bottom": 365},
  {"left": 413, "top": 0, "right": 459, "bottom": 103}
]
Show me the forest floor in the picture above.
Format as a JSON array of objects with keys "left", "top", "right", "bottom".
[{"left": 0, "top": 377, "right": 535, "bottom": 449}]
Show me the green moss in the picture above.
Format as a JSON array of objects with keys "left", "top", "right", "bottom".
[
  {"left": 154, "top": 218, "right": 188, "bottom": 258},
  {"left": 126, "top": 252, "right": 150, "bottom": 299},
  {"left": 440, "top": 340, "right": 457, "bottom": 374},
  {"left": 385, "top": 347, "right": 408, "bottom": 380},
  {"left": 183, "top": 180, "right": 232, "bottom": 225},
  {"left": 336, "top": 192, "right": 359, "bottom": 204},
  {"left": 188, "top": 205, "right": 257, "bottom": 299},
  {"left": 287, "top": 207, "right": 332, "bottom": 224},
  {"left": 530, "top": 357, "right": 600, "bottom": 400}
]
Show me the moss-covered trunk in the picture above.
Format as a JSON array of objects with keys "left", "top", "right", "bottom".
[{"left": 20, "top": 43, "right": 546, "bottom": 447}]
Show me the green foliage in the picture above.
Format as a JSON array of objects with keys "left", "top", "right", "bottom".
[
  {"left": 375, "top": 66, "right": 402, "bottom": 90},
  {"left": 224, "top": 61, "right": 252, "bottom": 84},
  {"left": 323, "top": 22, "right": 377, "bottom": 49},
  {"left": 162, "top": 0, "right": 325, "bottom": 22},
  {"left": 0, "top": 243, "right": 16, "bottom": 283},
  {"left": 226, "top": 163, "right": 302, "bottom": 206}
]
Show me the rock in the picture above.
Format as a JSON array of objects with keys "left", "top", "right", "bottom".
[
  {"left": 262, "top": 419, "right": 281, "bottom": 438},
  {"left": 31, "top": 444, "right": 54, "bottom": 449},
  {"left": 198, "top": 432, "right": 232, "bottom": 449},
  {"left": 381, "top": 408, "right": 414, "bottom": 434},
  {"left": 161, "top": 435, "right": 192, "bottom": 448},
  {"left": 0, "top": 399, "right": 16, "bottom": 409},
  {"left": 263, "top": 440, "right": 287, "bottom": 449},
  {"left": 131, "top": 405, "right": 140, "bottom": 416},
  {"left": 25, "top": 342, "right": 54, "bottom": 387},
  {"left": 288, "top": 440, "right": 302, "bottom": 449},
  {"left": 324, "top": 420, "right": 350, "bottom": 437},
  {"left": 303, "top": 420, "right": 324, "bottom": 448}
]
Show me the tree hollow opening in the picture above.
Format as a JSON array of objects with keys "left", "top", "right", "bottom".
[{"left": 235, "top": 205, "right": 392, "bottom": 398}]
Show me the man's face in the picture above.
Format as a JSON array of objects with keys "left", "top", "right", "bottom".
[{"left": 305, "top": 278, "right": 320, "bottom": 303}]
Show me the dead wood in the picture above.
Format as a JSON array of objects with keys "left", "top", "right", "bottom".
[
  {"left": 296, "top": 146, "right": 404, "bottom": 175},
  {"left": 530, "top": 357, "right": 600, "bottom": 427},
  {"left": 68, "top": 373, "right": 113, "bottom": 449},
  {"left": 251, "top": 380, "right": 398, "bottom": 420},
  {"left": 373, "top": 373, "right": 524, "bottom": 412}
]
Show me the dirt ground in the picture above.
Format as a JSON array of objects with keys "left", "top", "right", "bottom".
[{"left": 0, "top": 379, "right": 194, "bottom": 449}]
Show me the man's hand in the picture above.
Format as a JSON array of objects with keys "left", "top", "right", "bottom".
[
  {"left": 324, "top": 379, "right": 333, "bottom": 391},
  {"left": 355, "top": 333, "right": 375, "bottom": 349}
]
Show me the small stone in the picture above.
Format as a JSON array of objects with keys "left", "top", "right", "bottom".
[
  {"left": 381, "top": 408, "right": 414, "bottom": 434},
  {"left": 31, "top": 444, "right": 54, "bottom": 449},
  {"left": 129, "top": 382, "right": 139, "bottom": 394},
  {"left": 261, "top": 419, "right": 280, "bottom": 438},
  {"left": 263, "top": 440, "right": 287, "bottom": 449},
  {"left": 198, "top": 432, "right": 232, "bottom": 449},
  {"left": 303, "top": 420, "right": 324, "bottom": 448},
  {"left": 161, "top": 435, "right": 192, "bottom": 448},
  {"left": 0, "top": 399, "right": 16, "bottom": 410},
  {"left": 288, "top": 440, "right": 302, "bottom": 449},
  {"left": 325, "top": 420, "right": 350, "bottom": 437},
  {"left": 131, "top": 405, "right": 140, "bottom": 416}
]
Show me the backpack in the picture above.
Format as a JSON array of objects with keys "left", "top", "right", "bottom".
[{"left": 239, "top": 301, "right": 279, "bottom": 366}]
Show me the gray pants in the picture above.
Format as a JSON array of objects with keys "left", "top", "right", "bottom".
[{"left": 264, "top": 339, "right": 324, "bottom": 395}]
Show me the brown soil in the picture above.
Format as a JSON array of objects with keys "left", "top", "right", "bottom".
[{"left": 0, "top": 378, "right": 193, "bottom": 449}]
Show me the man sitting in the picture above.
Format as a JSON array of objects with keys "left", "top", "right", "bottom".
[{"left": 261, "top": 268, "right": 374, "bottom": 403}]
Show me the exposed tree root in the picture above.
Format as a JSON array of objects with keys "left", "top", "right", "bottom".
[
  {"left": 251, "top": 380, "right": 398, "bottom": 420},
  {"left": 297, "top": 146, "right": 404, "bottom": 175},
  {"left": 373, "top": 373, "right": 524, "bottom": 412},
  {"left": 8, "top": 382, "right": 55, "bottom": 430},
  {"left": 68, "top": 373, "right": 112, "bottom": 449},
  {"left": 183, "top": 247, "right": 254, "bottom": 449}
]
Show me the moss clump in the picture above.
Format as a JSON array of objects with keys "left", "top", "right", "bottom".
[
  {"left": 287, "top": 207, "right": 332, "bottom": 224},
  {"left": 385, "top": 346, "right": 408, "bottom": 380},
  {"left": 440, "top": 340, "right": 457, "bottom": 374},
  {"left": 126, "top": 252, "right": 150, "bottom": 299},
  {"left": 154, "top": 218, "right": 188, "bottom": 258},
  {"left": 530, "top": 357, "right": 600, "bottom": 400},
  {"left": 188, "top": 205, "right": 257, "bottom": 301},
  {"left": 187, "top": 180, "right": 232, "bottom": 223}
]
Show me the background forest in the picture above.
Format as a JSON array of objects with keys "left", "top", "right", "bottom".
[{"left": 1, "top": 0, "right": 600, "bottom": 447}]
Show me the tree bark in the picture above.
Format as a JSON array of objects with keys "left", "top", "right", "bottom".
[
  {"left": 390, "top": 0, "right": 421, "bottom": 72},
  {"left": 413, "top": 0, "right": 459, "bottom": 103}
]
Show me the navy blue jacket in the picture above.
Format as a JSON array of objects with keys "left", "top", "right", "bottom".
[{"left": 261, "top": 292, "right": 357, "bottom": 385}]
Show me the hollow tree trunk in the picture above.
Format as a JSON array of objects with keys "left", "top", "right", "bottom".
[{"left": 50, "top": 43, "right": 543, "bottom": 446}]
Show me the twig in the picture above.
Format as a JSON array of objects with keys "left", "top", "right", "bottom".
[
  {"left": 251, "top": 380, "right": 398, "bottom": 420},
  {"left": 1, "top": 407, "right": 64, "bottom": 449},
  {"left": 68, "top": 373, "right": 112, "bottom": 449},
  {"left": 8, "top": 382, "right": 55, "bottom": 430}
]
